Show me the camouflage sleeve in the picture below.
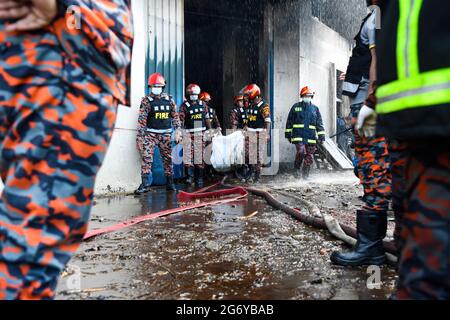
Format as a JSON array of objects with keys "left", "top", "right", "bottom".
[
  {"left": 170, "top": 98, "right": 181, "bottom": 130},
  {"left": 213, "top": 110, "right": 222, "bottom": 129},
  {"left": 204, "top": 105, "right": 212, "bottom": 129},
  {"left": 230, "top": 110, "right": 238, "bottom": 130},
  {"left": 204, "top": 104, "right": 211, "bottom": 119},
  {"left": 262, "top": 104, "right": 271, "bottom": 123},
  {"left": 179, "top": 104, "right": 186, "bottom": 128},
  {"left": 53, "top": 0, "right": 134, "bottom": 105},
  {"left": 137, "top": 97, "right": 149, "bottom": 138}
]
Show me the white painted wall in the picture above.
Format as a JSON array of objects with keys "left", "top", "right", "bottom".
[
  {"left": 93, "top": 0, "right": 148, "bottom": 194},
  {"left": 274, "top": 0, "right": 352, "bottom": 165}
]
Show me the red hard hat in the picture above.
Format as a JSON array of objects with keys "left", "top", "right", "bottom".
[
  {"left": 243, "top": 84, "right": 261, "bottom": 100},
  {"left": 148, "top": 73, "right": 166, "bottom": 87},
  {"left": 186, "top": 84, "right": 201, "bottom": 95},
  {"left": 199, "top": 92, "right": 212, "bottom": 102},
  {"left": 300, "top": 86, "right": 314, "bottom": 97}
]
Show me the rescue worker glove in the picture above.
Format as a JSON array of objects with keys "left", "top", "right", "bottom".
[{"left": 356, "top": 105, "right": 377, "bottom": 138}]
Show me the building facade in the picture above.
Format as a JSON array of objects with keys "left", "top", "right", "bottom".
[{"left": 0, "top": 0, "right": 367, "bottom": 194}]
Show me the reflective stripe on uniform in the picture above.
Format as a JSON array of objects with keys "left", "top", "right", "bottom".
[
  {"left": 309, "top": 125, "right": 316, "bottom": 130},
  {"left": 397, "top": 0, "right": 423, "bottom": 79},
  {"left": 291, "top": 138, "right": 303, "bottom": 142},
  {"left": 377, "top": 67, "right": 450, "bottom": 114},
  {"left": 308, "top": 139, "right": 317, "bottom": 144},
  {"left": 186, "top": 127, "right": 206, "bottom": 133},
  {"left": 147, "top": 128, "right": 172, "bottom": 134},
  {"left": 293, "top": 124, "right": 304, "bottom": 129},
  {"left": 285, "top": 129, "right": 293, "bottom": 133},
  {"left": 248, "top": 128, "right": 264, "bottom": 132},
  {"left": 317, "top": 131, "right": 326, "bottom": 136}
]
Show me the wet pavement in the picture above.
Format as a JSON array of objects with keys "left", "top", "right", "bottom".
[{"left": 56, "top": 172, "right": 397, "bottom": 300}]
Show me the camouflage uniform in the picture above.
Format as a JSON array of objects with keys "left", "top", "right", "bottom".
[
  {"left": 179, "top": 100, "right": 210, "bottom": 170},
  {"left": 136, "top": 94, "right": 180, "bottom": 177},
  {"left": 395, "top": 148, "right": 450, "bottom": 299},
  {"left": 0, "top": 1, "right": 133, "bottom": 300},
  {"left": 351, "top": 104, "right": 392, "bottom": 212},
  {"left": 246, "top": 100, "right": 271, "bottom": 176},
  {"left": 388, "top": 140, "right": 407, "bottom": 255}
]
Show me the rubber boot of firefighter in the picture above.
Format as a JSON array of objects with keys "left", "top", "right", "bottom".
[
  {"left": 135, "top": 175, "right": 152, "bottom": 195},
  {"left": 195, "top": 167, "right": 204, "bottom": 189},
  {"left": 330, "top": 210, "right": 387, "bottom": 267},
  {"left": 185, "top": 167, "right": 195, "bottom": 185},
  {"left": 294, "top": 162, "right": 302, "bottom": 178},
  {"left": 302, "top": 165, "right": 311, "bottom": 180},
  {"left": 166, "top": 175, "right": 177, "bottom": 191}
]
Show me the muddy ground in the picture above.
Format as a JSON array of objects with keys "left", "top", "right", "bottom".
[{"left": 56, "top": 171, "right": 397, "bottom": 300}]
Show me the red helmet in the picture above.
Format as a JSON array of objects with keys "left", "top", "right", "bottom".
[
  {"left": 199, "top": 92, "right": 212, "bottom": 102},
  {"left": 148, "top": 73, "right": 166, "bottom": 87},
  {"left": 243, "top": 84, "right": 261, "bottom": 100},
  {"left": 234, "top": 94, "right": 244, "bottom": 104},
  {"left": 300, "top": 86, "right": 315, "bottom": 97},
  {"left": 186, "top": 84, "right": 201, "bottom": 95}
]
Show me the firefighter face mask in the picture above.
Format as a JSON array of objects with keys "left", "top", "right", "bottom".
[
  {"left": 151, "top": 87, "right": 163, "bottom": 95},
  {"left": 303, "top": 97, "right": 312, "bottom": 104},
  {"left": 190, "top": 95, "right": 199, "bottom": 101}
]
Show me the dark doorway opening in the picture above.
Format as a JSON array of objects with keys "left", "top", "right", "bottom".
[{"left": 185, "top": 0, "right": 268, "bottom": 129}]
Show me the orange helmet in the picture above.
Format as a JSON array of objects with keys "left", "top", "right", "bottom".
[
  {"left": 148, "top": 73, "right": 166, "bottom": 87},
  {"left": 243, "top": 84, "right": 261, "bottom": 100},
  {"left": 234, "top": 94, "right": 244, "bottom": 104},
  {"left": 300, "top": 86, "right": 315, "bottom": 97},
  {"left": 186, "top": 84, "right": 201, "bottom": 95},
  {"left": 199, "top": 92, "right": 212, "bottom": 102}
]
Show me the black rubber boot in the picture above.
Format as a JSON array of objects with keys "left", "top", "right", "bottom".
[
  {"left": 253, "top": 170, "right": 261, "bottom": 183},
  {"left": 195, "top": 168, "right": 204, "bottom": 188},
  {"left": 302, "top": 165, "right": 311, "bottom": 180},
  {"left": 330, "top": 210, "right": 387, "bottom": 267},
  {"left": 294, "top": 162, "right": 302, "bottom": 178},
  {"left": 185, "top": 167, "right": 194, "bottom": 185},
  {"left": 134, "top": 175, "right": 151, "bottom": 195},
  {"left": 166, "top": 176, "right": 177, "bottom": 191}
]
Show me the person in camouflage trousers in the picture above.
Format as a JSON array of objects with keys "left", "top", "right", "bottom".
[
  {"left": 0, "top": 0, "right": 133, "bottom": 300},
  {"left": 135, "top": 73, "right": 181, "bottom": 194},
  {"left": 242, "top": 84, "right": 271, "bottom": 183},
  {"left": 360, "top": 0, "right": 450, "bottom": 299},
  {"left": 331, "top": 2, "right": 392, "bottom": 267},
  {"left": 179, "top": 84, "right": 211, "bottom": 188}
]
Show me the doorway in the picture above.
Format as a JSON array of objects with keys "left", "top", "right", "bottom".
[{"left": 184, "top": 0, "right": 269, "bottom": 129}]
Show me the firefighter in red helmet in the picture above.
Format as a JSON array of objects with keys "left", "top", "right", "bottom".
[
  {"left": 229, "top": 94, "right": 248, "bottom": 131},
  {"left": 179, "top": 84, "right": 212, "bottom": 188},
  {"left": 200, "top": 92, "right": 222, "bottom": 132},
  {"left": 200, "top": 92, "right": 222, "bottom": 179},
  {"left": 135, "top": 73, "right": 181, "bottom": 194},
  {"left": 285, "top": 86, "right": 326, "bottom": 179},
  {"left": 242, "top": 84, "right": 271, "bottom": 183}
]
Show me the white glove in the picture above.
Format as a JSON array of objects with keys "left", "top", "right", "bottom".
[{"left": 356, "top": 105, "right": 377, "bottom": 137}]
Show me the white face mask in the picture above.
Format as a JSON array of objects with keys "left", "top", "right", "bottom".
[
  {"left": 190, "top": 95, "right": 199, "bottom": 101},
  {"left": 151, "top": 87, "right": 163, "bottom": 95},
  {"left": 303, "top": 97, "right": 312, "bottom": 104}
]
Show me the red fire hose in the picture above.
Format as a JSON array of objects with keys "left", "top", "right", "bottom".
[
  {"left": 84, "top": 181, "right": 397, "bottom": 257},
  {"left": 83, "top": 182, "right": 248, "bottom": 241}
]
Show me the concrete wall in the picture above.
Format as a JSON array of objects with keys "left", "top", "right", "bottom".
[
  {"left": 274, "top": 0, "right": 353, "bottom": 165},
  {"left": 0, "top": 0, "right": 360, "bottom": 195},
  {"left": 93, "top": 0, "right": 148, "bottom": 194}
]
